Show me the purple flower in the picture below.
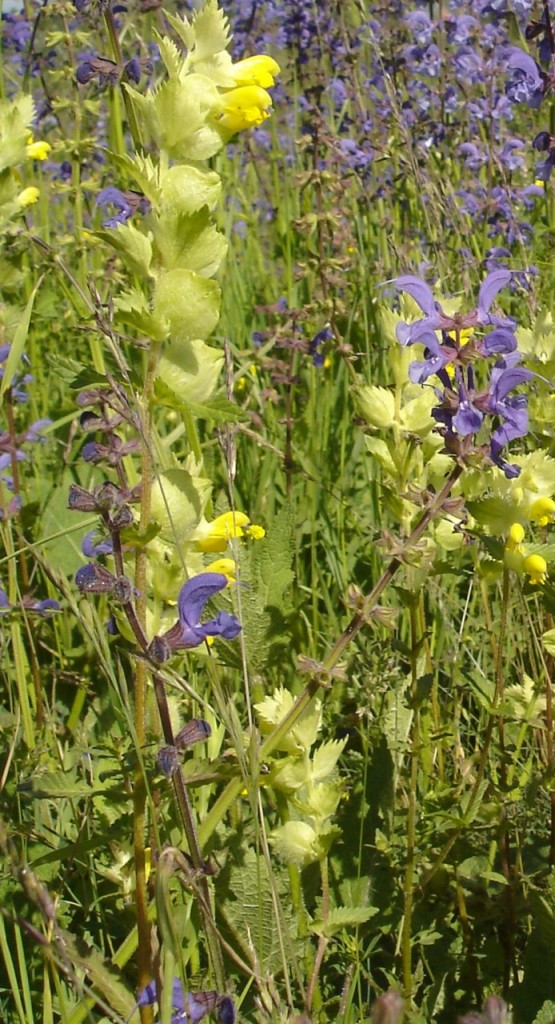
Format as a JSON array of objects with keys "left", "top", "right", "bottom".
[
  {"left": 175, "top": 573, "right": 241, "bottom": 647},
  {"left": 452, "top": 369, "right": 484, "bottom": 437},
  {"left": 487, "top": 365, "right": 533, "bottom": 477},
  {"left": 504, "top": 47, "right": 545, "bottom": 107},
  {"left": 153, "top": 574, "right": 241, "bottom": 660},
  {"left": 76, "top": 56, "right": 120, "bottom": 86},
  {"left": 407, "top": 327, "right": 454, "bottom": 384},
  {"left": 533, "top": 131, "right": 555, "bottom": 181},
  {"left": 81, "top": 531, "right": 114, "bottom": 557},
  {"left": 309, "top": 326, "right": 333, "bottom": 367},
  {"left": 395, "top": 270, "right": 515, "bottom": 347},
  {"left": 96, "top": 187, "right": 150, "bottom": 228},
  {"left": 137, "top": 981, "right": 235, "bottom": 1024}
]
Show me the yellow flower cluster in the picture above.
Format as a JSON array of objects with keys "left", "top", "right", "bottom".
[
  {"left": 194, "top": 511, "right": 265, "bottom": 582},
  {"left": 504, "top": 523, "right": 548, "bottom": 585},
  {"left": 219, "top": 55, "right": 280, "bottom": 134}
]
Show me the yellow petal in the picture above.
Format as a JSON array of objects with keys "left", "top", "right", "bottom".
[
  {"left": 26, "top": 140, "right": 51, "bottom": 160},
  {"left": 218, "top": 85, "right": 273, "bottom": 134},
  {"left": 16, "top": 187, "right": 39, "bottom": 207},
  {"left": 231, "top": 55, "right": 280, "bottom": 89},
  {"left": 523, "top": 553, "right": 548, "bottom": 585}
]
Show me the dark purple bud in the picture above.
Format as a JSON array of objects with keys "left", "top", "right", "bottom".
[
  {"left": 216, "top": 996, "right": 236, "bottom": 1024},
  {"left": 148, "top": 635, "right": 171, "bottom": 664},
  {"left": 533, "top": 131, "right": 553, "bottom": 152},
  {"left": 75, "top": 563, "right": 117, "bottom": 594},
  {"left": 76, "top": 56, "right": 121, "bottom": 86},
  {"left": 31, "top": 599, "right": 60, "bottom": 616},
  {"left": 82, "top": 442, "right": 103, "bottom": 463},
  {"left": 124, "top": 58, "right": 142, "bottom": 83},
  {"left": 76, "top": 61, "right": 96, "bottom": 85},
  {"left": 174, "top": 719, "right": 211, "bottom": 749},
  {"left": 156, "top": 745, "right": 181, "bottom": 777},
  {"left": 113, "top": 576, "right": 133, "bottom": 603},
  {"left": 68, "top": 484, "right": 97, "bottom": 512},
  {"left": 94, "top": 482, "right": 123, "bottom": 510},
  {"left": 109, "top": 504, "right": 134, "bottom": 529}
]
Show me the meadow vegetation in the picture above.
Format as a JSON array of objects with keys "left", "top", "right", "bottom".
[{"left": 2, "top": 1, "right": 555, "bottom": 1022}]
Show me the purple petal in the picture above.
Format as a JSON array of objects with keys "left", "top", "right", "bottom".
[
  {"left": 137, "top": 979, "right": 186, "bottom": 1010},
  {"left": 505, "top": 47, "right": 542, "bottom": 87},
  {"left": 81, "top": 530, "right": 114, "bottom": 557},
  {"left": 178, "top": 573, "right": 229, "bottom": 629},
  {"left": 489, "top": 367, "right": 533, "bottom": 406},
  {"left": 480, "top": 328, "right": 517, "bottom": 356},
  {"left": 476, "top": 270, "right": 512, "bottom": 318},
  {"left": 452, "top": 403, "right": 483, "bottom": 436},
  {"left": 394, "top": 275, "right": 437, "bottom": 316}
]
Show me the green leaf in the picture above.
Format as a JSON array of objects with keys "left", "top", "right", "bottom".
[
  {"left": 60, "top": 930, "right": 135, "bottom": 1017},
  {"left": 311, "top": 738, "right": 347, "bottom": 782},
  {"left": 156, "top": 336, "right": 223, "bottom": 405},
  {"left": 466, "top": 497, "right": 522, "bottom": 535},
  {"left": 154, "top": 377, "right": 247, "bottom": 425},
  {"left": 150, "top": 466, "right": 211, "bottom": 544},
  {"left": 160, "top": 163, "right": 222, "bottom": 216},
  {"left": 114, "top": 287, "right": 169, "bottom": 342},
  {"left": 218, "top": 843, "right": 299, "bottom": 974},
  {"left": 154, "top": 209, "right": 227, "bottom": 276},
  {"left": 167, "top": 2, "right": 231, "bottom": 62},
  {"left": 154, "top": 268, "right": 220, "bottom": 342},
  {"left": 1, "top": 276, "right": 42, "bottom": 398},
  {"left": 0, "top": 94, "right": 34, "bottom": 172},
  {"left": 311, "top": 905, "right": 378, "bottom": 938},
  {"left": 94, "top": 222, "right": 153, "bottom": 277},
  {"left": 18, "top": 770, "right": 103, "bottom": 800}
]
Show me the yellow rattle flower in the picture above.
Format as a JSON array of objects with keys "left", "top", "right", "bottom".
[
  {"left": 218, "top": 84, "right": 274, "bottom": 133},
  {"left": 230, "top": 55, "right": 280, "bottom": 89},
  {"left": 194, "top": 511, "right": 265, "bottom": 553},
  {"left": 505, "top": 522, "right": 525, "bottom": 552},
  {"left": 16, "top": 187, "right": 39, "bottom": 207},
  {"left": 523, "top": 553, "right": 548, "bottom": 585},
  {"left": 529, "top": 497, "right": 555, "bottom": 527},
  {"left": 205, "top": 558, "right": 237, "bottom": 583},
  {"left": 26, "top": 139, "right": 51, "bottom": 161}
]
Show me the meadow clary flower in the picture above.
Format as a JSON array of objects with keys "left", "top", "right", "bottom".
[
  {"left": 175, "top": 574, "right": 241, "bottom": 646},
  {"left": 137, "top": 980, "right": 235, "bottom": 1024},
  {"left": 394, "top": 269, "right": 515, "bottom": 345},
  {"left": 504, "top": 47, "right": 545, "bottom": 107},
  {"left": 487, "top": 364, "right": 533, "bottom": 477},
  {"left": 154, "top": 573, "right": 241, "bottom": 659},
  {"left": 96, "top": 187, "right": 150, "bottom": 228}
]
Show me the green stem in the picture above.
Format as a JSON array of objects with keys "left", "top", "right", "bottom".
[
  {"left": 103, "top": 8, "right": 143, "bottom": 152},
  {"left": 401, "top": 601, "right": 420, "bottom": 1000}
]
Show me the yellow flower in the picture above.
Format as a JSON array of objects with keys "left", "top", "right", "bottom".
[
  {"left": 218, "top": 84, "right": 273, "bottom": 133},
  {"left": 231, "top": 55, "right": 280, "bottom": 89},
  {"left": 523, "top": 553, "right": 548, "bottom": 585},
  {"left": 194, "top": 511, "right": 264, "bottom": 553},
  {"left": 16, "top": 187, "right": 39, "bottom": 207},
  {"left": 529, "top": 497, "right": 555, "bottom": 527},
  {"left": 506, "top": 522, "right": 525, "bottom": 552},
  {"left": 246, "top": 524, "right": 265, "bottom": 540},
  {"left": 26, "top": 139, "right": 51, "bottom": 161},
  {"left": 205, "top": 558, "right": 237, "bottom": 583}
]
